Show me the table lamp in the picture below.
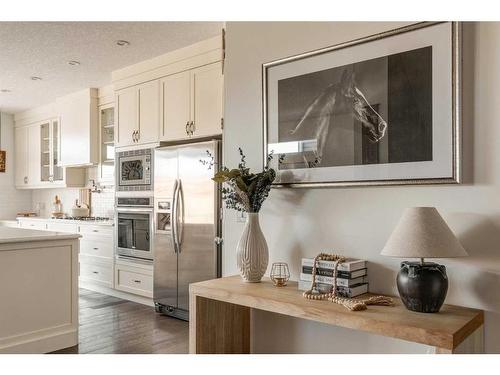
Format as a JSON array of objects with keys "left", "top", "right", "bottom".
[{"left": 381, "top": 207, "right": 468, "bottom": 313}]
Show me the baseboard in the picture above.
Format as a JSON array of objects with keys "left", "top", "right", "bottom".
[
  {"left": 79, "top": 281, "right": 154, "bottom": 307},
  {"left": 0, "top": 326, "right": 77, "bottom": 354}
]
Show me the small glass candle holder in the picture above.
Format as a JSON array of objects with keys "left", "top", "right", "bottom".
[{"left": 270, "top": 262, "right": 290, "bottom": 287}]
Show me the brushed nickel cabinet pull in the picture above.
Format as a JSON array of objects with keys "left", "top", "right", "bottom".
[{"left": 133, "top": 280, "right": 141, "bottom": 283}]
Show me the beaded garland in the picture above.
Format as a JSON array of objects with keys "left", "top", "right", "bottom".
[{"left": 302, "top": 252, "right": 394, "bottom": 311}]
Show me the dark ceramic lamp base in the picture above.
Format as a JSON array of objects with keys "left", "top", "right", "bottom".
[{"left": 396, "top": 261, "right": 448, "bottom": 313}]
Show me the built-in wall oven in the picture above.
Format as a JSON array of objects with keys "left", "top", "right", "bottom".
[
  {"left": 116, "top": 196, "right": 154, "bottom": 261},
  {"left": 116, "top": 148, "right": 152, "bottom": 191}
]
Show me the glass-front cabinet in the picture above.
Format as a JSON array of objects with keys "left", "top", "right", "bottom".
[
  {"left": 101, "top": 105, "right": 114, "bottom": 163},
  {"left": 99, "top": 103, "right": 115, "bottom": 183},
  {"left": 40, "top": 118, "right": 63, "bottom": 183}
]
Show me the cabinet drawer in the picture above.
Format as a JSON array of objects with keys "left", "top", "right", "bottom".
[
  {"left": 79, "top": 262, "right": 113, "bottom": 287},
  {"left": 19, "top": 221, "right": 47, "bottom": 230},
  {"left": 80, "top": 239, "right": 113, "bottom": 258},
  {"left": 115, "top": 266, "right": 153, "bottom": 297},
  {"left": 46, "top": 222, "right": 78, "bottom": 233},
  {"left": 78, "top": 225, "right": 113, "bottom": 236}
]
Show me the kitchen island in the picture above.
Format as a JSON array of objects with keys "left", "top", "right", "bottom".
[{"left": 0, "top": 227, "right": 80, "bottom": 353}]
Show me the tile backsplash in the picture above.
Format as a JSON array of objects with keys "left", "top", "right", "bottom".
[
  {"left": 90, "top": 189, "right": 115, "bottom": 218},
  {"left": 32, "top": 187, "right": 115, "bottom": 218}
]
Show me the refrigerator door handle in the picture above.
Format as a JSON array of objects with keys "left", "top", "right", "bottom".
[
  {"left": 171, "top": 179, "right": 179, "bottom": 254},
  {"left": 177, "top": 179, "right": 184, "bottom": 252}
]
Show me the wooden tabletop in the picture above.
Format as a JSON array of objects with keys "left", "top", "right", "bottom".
[{"left": 190, "top": 276, "right": 484, "bottom": 350}]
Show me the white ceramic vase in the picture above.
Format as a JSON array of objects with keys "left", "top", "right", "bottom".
[{"left": 236, "top": 212, "right": 269, "bottom": 283}]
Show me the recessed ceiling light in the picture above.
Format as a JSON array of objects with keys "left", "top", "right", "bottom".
[
  {"left": 31, "top": 76, "right": 42, "bottom": 81},
  {"left": 116, "top": 40, "right": 130, "bottom": 46},
  {"left": 0, "top": 89, "right": 11, "bottom": 93},
  {"left": 68, "top": 60, "right": 80, "bottom": 66}
]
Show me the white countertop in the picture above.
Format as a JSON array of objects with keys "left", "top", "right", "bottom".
[
  {"left": 16, "top": 217, "right": 114, "bottom": 226},
  {"left": 0, "top": 227, "right": 81, "bottom": 245}
]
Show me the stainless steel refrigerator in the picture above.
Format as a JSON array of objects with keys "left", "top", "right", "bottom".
[{"left": 153, "top": 140, "right": 221, "bottom": 321}]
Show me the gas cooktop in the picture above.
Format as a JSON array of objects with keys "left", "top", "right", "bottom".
[{"left": 55, "top": 216, "right": 111, "bottom": 221}]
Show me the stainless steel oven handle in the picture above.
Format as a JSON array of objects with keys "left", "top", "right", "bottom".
[
  {"left": 171, "top": 179, "right": 179, "bottom": 254},
  {"left": 116, "top": 207, "right": 153, "bottom": 213}
]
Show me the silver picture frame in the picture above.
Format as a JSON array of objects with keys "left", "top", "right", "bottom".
[{"left": 262, "top": 22, "right": 462, "bottom": 188}]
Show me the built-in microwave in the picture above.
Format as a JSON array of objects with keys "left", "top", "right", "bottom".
[{"left": 116, "top": 148, "right": 152, "bottom": 191}]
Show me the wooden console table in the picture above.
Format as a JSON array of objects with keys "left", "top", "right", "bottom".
[{"left": 189, "top": 276, "right": 484, "bottom": 354}]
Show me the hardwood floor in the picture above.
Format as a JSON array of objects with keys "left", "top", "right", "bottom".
[{"left": 52, "top": 288, "right": 188, "bottom": 354}]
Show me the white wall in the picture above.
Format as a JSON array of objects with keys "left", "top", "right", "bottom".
[
  {"left": 0, "top": 113, "right": 32, "bottom": 218},
  {"left": 223, "top": 22, "right": 500, "bottom": 353}
]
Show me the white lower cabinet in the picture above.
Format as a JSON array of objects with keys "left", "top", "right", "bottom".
[
  {"left": 79, "top": 255, "right": 114, "bottom": 288},
  {"left": 114, "top": 260, "right": 153, "bottom": 298},
  {"left": 80, "top": 237, "right": 113, "bottom": 258},
  {"left": 16, "top": 218, "right": 153, "bottom": 303},
  {"left": 19, "top": 220, "right": 47, "bottom": 231},
  {"left": 77, "top": 224, "right": 114, "bottom": 288},
  {"left": 46, "top": 222, "right": 78, "bottom": 233}
]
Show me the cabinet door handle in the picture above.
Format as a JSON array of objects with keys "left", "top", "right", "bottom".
[
  {"left": 136, "top": 129, "right": 140, "bottom": 141},
  {"left": 93, "top": 247, "right": 99, "bottom": 250},
  {"left": 132, "top": 130, "right": 137, "bottom": 143},
  {"left": 93, "top": 271, "right": 99, "bottom": 274},
  {"left": 133, "top": 280, "right": 141, "bottom": 283},
  {"left": 190, "top": 121, "right": 195, "bottom": 135},
  {"left": 24, "top": 176, "right": 28, "bottom": 184},
  {"left": 185, "top": 121, "right": 190, "bottom": 136},
  {"left": 92, "top": 229, "right": 99, "bottom": 233}
]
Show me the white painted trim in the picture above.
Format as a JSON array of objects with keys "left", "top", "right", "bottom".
[
  {"left": 14, "top": 102, "right": 57, "bottom": 127},
  {"left": 0, "top": 327, "right": 77, "bottom": 354},
  {"left": 112, "top": 36, "right": 221, "bottom": 82},
  {"left": 112, "top": 36, "right": 223, "bottom": 90},
  {"left": 14, "top": 88, "right": 98, "bottom": 127},
  {"left": 98, "top": 84, "right": 115, "bottom": 106}
]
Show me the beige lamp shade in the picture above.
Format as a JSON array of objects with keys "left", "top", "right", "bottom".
[{"left": 381, "top": 207, "right": 468, "bottom": 258}]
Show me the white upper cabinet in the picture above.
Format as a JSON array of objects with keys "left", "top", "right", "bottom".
[
  {"left": 115, "top": 86, "right": 138, "bottom": 147},
  {"left": 15, "top": 118, "right": 85, "bottom": 189},
  {"left": 161, "top": 70, "right": 191, "bottom": 141},
  {"left": 138, "top": 80, "right": 160, "bottom": 144},
  {"left": 160, "top": 62, "right": 223, "bottom": 142},
  {"left": 27, "top": 123, "right": 41, "bottom": 186},
  {"left": 116, "top": 80, "right": 160, "bottom": 147},
  {"left": 14, "top": 126, "right": 28, "bottom": 187},
  {"left": 192, "top": 62, "right": 223, "bottom": 138},
  {"left": 112, "top": 36, "right": 224, "bottom": 146},
  {"left": 57, "top": 88, "right": 99, "bottom": 166}
]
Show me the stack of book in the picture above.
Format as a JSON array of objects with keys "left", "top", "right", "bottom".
[{"left": 298, "top": 258, "right": 368, "bottom": 298}]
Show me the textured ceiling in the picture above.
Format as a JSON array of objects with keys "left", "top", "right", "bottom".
[{"left": 0, "top": 22, "right": 223, "bottom": 113}]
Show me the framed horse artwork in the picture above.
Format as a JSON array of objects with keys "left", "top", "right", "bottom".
[{"left": 263, "top": 22, "right": 461, "bottom": 188}]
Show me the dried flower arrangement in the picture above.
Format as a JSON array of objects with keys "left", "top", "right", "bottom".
[{"left": 201, "top": 148, "right": 283, "bottom": 213}]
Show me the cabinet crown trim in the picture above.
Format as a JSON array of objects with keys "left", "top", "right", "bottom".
[{"left": 112, "top": 36, "right": 223, "bottom": 90}]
